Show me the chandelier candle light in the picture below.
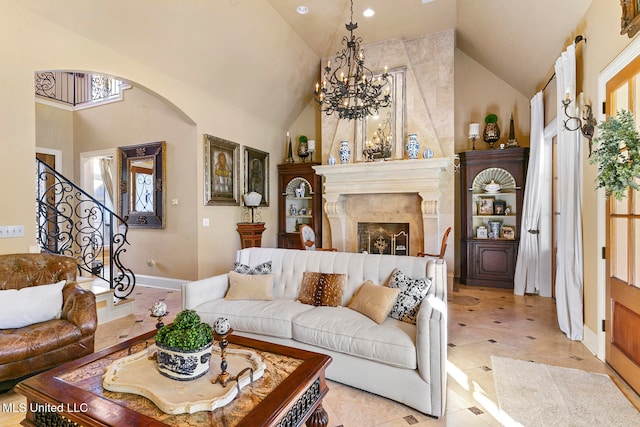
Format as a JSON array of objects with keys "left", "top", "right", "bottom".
[{"left": 313, "top": 0, "right": 390, "bottom": 120}]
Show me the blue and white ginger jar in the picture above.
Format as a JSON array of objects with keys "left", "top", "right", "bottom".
[
  {"left": 339, "top": 140, "right": 351, "bottom": 164},
  {"left": 406, "top": 134, "right": 420, "bottom": 159}
]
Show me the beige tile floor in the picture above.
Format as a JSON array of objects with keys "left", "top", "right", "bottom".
[{"left": 1, "top": 283, "right": 639, "bottom": 426}]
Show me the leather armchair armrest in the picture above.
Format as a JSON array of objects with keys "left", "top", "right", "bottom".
[{"left": 61, "top": 282, "right": 97, "bottom": 337}]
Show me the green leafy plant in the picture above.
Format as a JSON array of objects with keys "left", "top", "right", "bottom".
[
  {"left": 299, "top": 135, "right": 308, "bottom": 143},
  {"left": 155, "top": 309, "right": 212, "bottom": 351},
  {"left": 589, "top": 110, "right": 640, "bottom": 200},
  {"left": 484, "top": 113, "right": 498, "bottom": 124}
]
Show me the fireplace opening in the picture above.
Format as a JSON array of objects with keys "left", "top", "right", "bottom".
[{"left": 357, "top": 222, "right": 409, "bottom": 255}]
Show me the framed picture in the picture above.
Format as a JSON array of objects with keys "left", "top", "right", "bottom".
[
  {"left": 502, "top": 226, "right": 515, "bottom": 240},
  {"left": 476, "top": 226, "right": 488, "bottom": 239},
  {"left": 204, "top": 134, "right": 240, "bottom": 206},
  {"left": 621, "top": 0, "right": 640, "bottom": 38},
  {"left": 493, "top": 200, "right": 507, "bottom": 215},
  {"left": 478, "top": 197, "right": 494, "bottom": 215},
  {"left": 244, "top": 146, "right": 269, "bottom": 207}
]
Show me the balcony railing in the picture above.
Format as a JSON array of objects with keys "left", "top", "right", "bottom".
[
  {"left": 35, "top": 71, "right": 129, "bottom": 108},
  {"left": 36, "top": 158, "right": 136, "bottom": 299}
]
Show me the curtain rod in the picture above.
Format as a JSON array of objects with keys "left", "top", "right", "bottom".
[{"left": 541, "top": 35, "right": 586, "bottom": 92}]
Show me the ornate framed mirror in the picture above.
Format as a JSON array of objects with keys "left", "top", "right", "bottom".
[
  {"left": 119, "top": 141, "right": 166, "bottom": 228},
  {"left": 354, "top": 66, "right": 406, "bottom": 162}
]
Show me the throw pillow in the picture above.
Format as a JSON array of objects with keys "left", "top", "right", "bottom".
[
  {"left": 233, "top": 261, "right": 272, "bottom": 275},
  {"left": 225, "top": 270, "right": 274, "bottom": 300},
  {"left": 347, "top": 280, "right": 400, "bottom": 324},
  {"left": 388, "top": 269, "right": 432, "bottom": 324},
  {"left": 297, "top": 272, "right": 346, "bottom": 307},
  {"left": 0, "top": 280, "right": 66, "bottom": 329}
]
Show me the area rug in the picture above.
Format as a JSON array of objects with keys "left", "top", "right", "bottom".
[{"left": 491, "top": 356, "right": 640, "bottom": 426}]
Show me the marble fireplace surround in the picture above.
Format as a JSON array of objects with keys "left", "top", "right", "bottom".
[{"left": 313, "top": 158, "right": 449, "bottom": 254}]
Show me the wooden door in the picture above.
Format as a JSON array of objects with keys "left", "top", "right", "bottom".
[{"left": 605, "top": 57, "right": 640, "bottom": 394}]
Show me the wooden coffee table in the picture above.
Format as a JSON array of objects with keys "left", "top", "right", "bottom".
[{"left": 15, "top": 330, "right": 331, "bottom": 427}]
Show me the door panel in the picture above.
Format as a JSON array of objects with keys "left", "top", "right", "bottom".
[
  {"left": 35, "top": 152, "right": 57, "bottom": 252},
  {"left": 605, "top": 57, "right": 640, "bottom": 395}
]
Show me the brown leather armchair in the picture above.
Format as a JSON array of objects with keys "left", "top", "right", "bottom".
[{"left": 0, "top": 253, "right": 97, "bottom": 390}]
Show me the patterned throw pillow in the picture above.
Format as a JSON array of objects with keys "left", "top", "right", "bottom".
[
  {"left": 388, "top": 268, "right": 432, "bottom": 324},
  {"left": 233, "top": 261, "right": 272, "bottom": 275},
  {"left": 297, "top": 272, "right": 346, "bottom": 307}
]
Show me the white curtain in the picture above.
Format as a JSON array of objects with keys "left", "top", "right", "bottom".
[
  {"left": 514, "top": 92, "right": 545, "bottom": 295},
  {"left": 554, "top": 44, "right": 584, "bottom": 340}
]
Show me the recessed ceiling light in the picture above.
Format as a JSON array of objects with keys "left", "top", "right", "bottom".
[
  {"left": 363, "top": 8, "right": 375, "bottom": 17},
  {"left": 296, "top": 6, "right": 309, "bottom": 15}
]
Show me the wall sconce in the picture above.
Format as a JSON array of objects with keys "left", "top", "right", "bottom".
[
  {"left": 562, "top": 96, "right": 597, "bottom": 156},
  {"left": 468, "top": 123, "right": 480, "bottom": 150}
]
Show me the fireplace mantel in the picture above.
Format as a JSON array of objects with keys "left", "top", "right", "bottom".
[{"left": 313, "top": 159, "right": 450, "bottom": 253}]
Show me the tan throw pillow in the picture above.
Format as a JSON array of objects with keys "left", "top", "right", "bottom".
[
  {"left": 225, "top": 270, "right": 274, "bottom": 300},
  {"left": 347, "top": 280, "right": 400, "bottom": 324},
  {"left": 297, "top": 272, "right": 346, "bottom": 307}
]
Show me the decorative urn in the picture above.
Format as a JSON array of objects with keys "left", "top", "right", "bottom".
[{"left": 155, "top": 309, "right": 213, "bottom": 381}]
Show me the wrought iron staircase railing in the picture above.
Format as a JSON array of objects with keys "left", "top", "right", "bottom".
[{"left": 36, "top": 158, "right": 136, "bottom": 299}]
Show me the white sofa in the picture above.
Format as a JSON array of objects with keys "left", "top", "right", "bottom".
[{"left": 182, "top": 247, "right": 447, "bottom": 418}]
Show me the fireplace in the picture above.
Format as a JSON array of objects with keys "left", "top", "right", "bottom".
[
  {"left": 313, "top": 159, "right": 449, "bottom": 255},
  {"left": 358, "top": 222, "right": 409, "bottom": 255}
]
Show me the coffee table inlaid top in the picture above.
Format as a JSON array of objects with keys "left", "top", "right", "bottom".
[{"left": 15, "top": 329, "right": 332, "bottom": 427}]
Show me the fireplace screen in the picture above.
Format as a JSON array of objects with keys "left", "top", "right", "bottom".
[{"left": 357, "top": 222, "right": 409, "bottom": 255}]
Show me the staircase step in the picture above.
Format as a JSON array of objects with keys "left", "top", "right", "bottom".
[{"left": 78, "top": 278, "right": 135, "bottom": 324}]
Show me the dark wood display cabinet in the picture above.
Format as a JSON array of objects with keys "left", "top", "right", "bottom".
[
  {"left": 459, "top": 147, "right": 529, "bottom": 288},
  {"left": 277, "top": 162, "right": 323, "bottom": 249}
]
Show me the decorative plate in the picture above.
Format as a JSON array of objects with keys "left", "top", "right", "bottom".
[{"left": 471, "top": 167, "right": 516, "bottom": 192}]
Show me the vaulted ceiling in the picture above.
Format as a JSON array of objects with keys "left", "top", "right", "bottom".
[
  {"left": 20, "top": 0, "right": 593, "bottom": 128},
  {"left": 267, "top": 0, "right": 593, "bottom": 97}
]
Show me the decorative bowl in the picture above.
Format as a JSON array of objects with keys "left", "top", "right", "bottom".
[
  {"left": 483, "top": 180, "right": 501, "bottom": 193},
  {"left": 156, "top": 342, "right": 213, "bottom": 381}
]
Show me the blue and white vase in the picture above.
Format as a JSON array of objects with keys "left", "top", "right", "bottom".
[
  {"left": 406, "top": 134, "right": 420, "bottom": 159},
  {"left": 339, "top": 140, "right": 351, "bottom": 164}
]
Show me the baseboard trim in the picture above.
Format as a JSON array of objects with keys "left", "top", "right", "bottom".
[
  {"left": 583, "top": 324, "right": 605, "bottom": 361},
  {"left": 135, "top": 274, "right": 187, "bottom": 291}
]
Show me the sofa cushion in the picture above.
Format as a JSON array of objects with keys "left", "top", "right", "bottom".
[
  {"left": 297, "top": 272, "right": 345, "bottom": 307},
  {"left": 0, "top": 280, "right": 65, "bottom": 329},
  {"left": 0, "top": 319, "right": 83, "bottom": 364},
  {"left": 292, "top": 306, "right": 417, "bottom": 369},
  {"left": 233, "top": 261, "right": 272, "bottom": 275},
  {"left": 347, "top": 281, "right": 400, "bottom": 324},
  {"left": 388, "top": 269, "right": 432, "bottom": 325},
  {"left": 194, "top": 299, "right": 315, "bottom": 339},
  {"left": 225, "top": 271, "right": 274, "bottom": 301}
]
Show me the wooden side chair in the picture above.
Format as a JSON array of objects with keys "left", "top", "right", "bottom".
[
  {"left": 418, "top": 226, "right": 451, "bottom": 259},
  {"left": 299, "top": 224, "right": 336, "bottom": 251}
]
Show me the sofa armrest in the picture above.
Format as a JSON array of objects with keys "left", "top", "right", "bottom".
[
  {"left": 61, "top": 282, "right": 97, "bottom": 337},
  {"left": 182, "top": 274, "right": 229, "bottom": 310},
  {"left": 415, "top": 259, "right": 447, "bottom": 415}
]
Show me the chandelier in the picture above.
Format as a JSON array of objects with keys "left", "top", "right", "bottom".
[{"left": 313, "top": 0, "right": 390, "bottom": 121}]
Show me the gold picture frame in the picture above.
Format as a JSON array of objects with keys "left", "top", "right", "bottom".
[
  {"left": 621, "top": 0, "right": 640, "bottom": 38},
  {"left": 204, "top": 134, "right": 240, "bottom": 206}
]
